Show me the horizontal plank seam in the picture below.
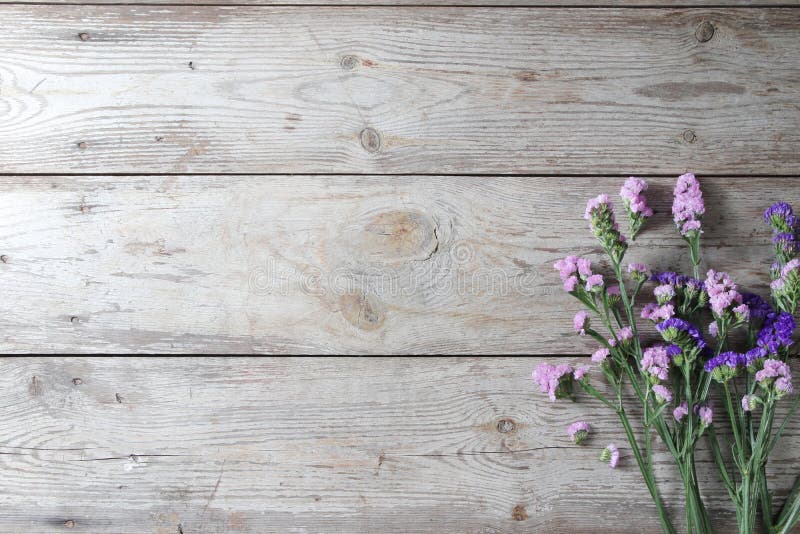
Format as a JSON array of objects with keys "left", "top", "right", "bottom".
[
  {"left": 1, "top": 173, "right": 799, "bottom": 178},
  {"left": 0, "top": 2, "right": 798, "bottom": 6}
]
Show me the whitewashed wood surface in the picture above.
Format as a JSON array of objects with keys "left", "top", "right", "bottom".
[
  {"left": 2, "top": 0, "right": 800, "bottom": 531},
  {"left": 1, "top": 7, "right": 799, "bottom": 174},
  {"left": 2, "top": 356, "right": 799, "bottom": 533}
]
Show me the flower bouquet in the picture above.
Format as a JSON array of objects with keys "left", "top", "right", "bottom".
[{"left": 533, "top": 174, "right": 800, "bottom": 533}]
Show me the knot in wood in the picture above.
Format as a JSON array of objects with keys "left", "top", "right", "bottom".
[
  {"left": 695, "top": 21, "right": 715, "bottom": 43},
  {"left": 497, "top": 419, "right": 516, "bottom": 433},
  {"left": 682, "top": 129, "right": 697, "bottom": 144},
  {"left": 77, "top": 141, "right": 88, "bottom": 150},
  {"left": 78, "top": 32, "right": 90, "bottom": 41},
  {"left": 340, "top": 55, "right": 359, "bottom": 70},
  {"left": 360, "top": 128, "right": 381, "bottom": 153},
  {"left": 72, "top": 378, "right": 82, "bottom": 385}
]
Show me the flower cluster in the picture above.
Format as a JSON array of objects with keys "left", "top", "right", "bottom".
[
  {"left": 532, "top": 363, "right": 577, "bottom": 401},
  {"left": 656, "top": 318, "right": 707, "bottom": 354},
  {"left": 704, "top": 351, "right": 746, "bottom": 382},
  {"left": 748, "top": 311, "right": 796, "bottom": 359},
  {"left": 764, "top": 202, "right": 798, "bottom": 235},
  {"left": 641, "top": 345, "right": 672, "bottom": 382},
  {"left": 672, "top": 173, "right": 705, "bottom": 236},
  {"left": 600, "top": 443, "right": 620, "bottom": 469},
  {"left": 585, "top": 195, "right": 627, "bottom": 263},
  {"left": 772, "top": 259, "right": 800, "bottom": 309},
  {"left": 755, "top": 359, "right": 793, "bottom": 397},
  {"left": 705, "top": 270, "right": 745, "bottom": 318},
  {"left": 620, "top": 177, "right": 654, "bottom": 239},
  {"left": 628, "top": 262, "right": 651, "bottom": 283},
  {"left": 555, "top": 256, "right": 605, "bottom": 294},
  {"left": 567, "top": 421, "right": 591, "bottom": 445}
]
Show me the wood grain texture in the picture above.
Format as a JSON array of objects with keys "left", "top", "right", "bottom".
[
  {"left": 1, "top": 7, "right": 799, "bottom": 174},
  {"left": 0, "top": 175, "right": 796, "bottom": 354},
  {"left": 0, "top": 356, "right": 798, "bottom": 533},
  {"left": 0, "top": 0, "right": 795, "bottom": 5}
]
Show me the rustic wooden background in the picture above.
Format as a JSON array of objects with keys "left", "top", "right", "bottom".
[{"left": 2, "top": 0, "right": 800, "bottom": 531}]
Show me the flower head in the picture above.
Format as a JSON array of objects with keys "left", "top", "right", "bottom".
[
  {"left": 567, "top": 421, "right": 590, "bottom": 445},
  {"left": 641, "top": 345, "right": 672, "bottom": 382},
  {"left": 532, "top": 363, "right": 574, "bottom": 401},
  {"left": 698, "top": 405, "right": 713, "bottom": 426},
  {"left": 586, "top": 274, "right": 604, "bottom": 292},
  {"left": 585, "top": 194, "right": 627, "bottom": 262},
  {"left": 654, "top": 284, "right": 676, "bottom": 304},
  {"left": 705, "top": 269, "right": 743, "bottom": 317},
  {"left": 574, "top": 311, "right": 590, "bottom": 336},
  {"left": 628, "top": 263, "right": 650, "bottom": 283},
  {"left": 704, "top": 351, "right": 743, "bottom": 382},
  {"left": 656, "top": 318, "right": 707, "bottom": 352},
  {"left": 742, "top": 395, "right": 758, "bottom": 412},
  {"left": 652, "top": 384, "right": 672, "bottom": 404},
  {"left": 756, "top": 312, "right": 795, "bottom": 356},
  {"left": 742, "top": 293, "right": 773, "bottom": 321},
  {"left": 672, "top": 173, "right": 705, "bottom": 236},
  {"left": 774, "top": 232, "right": 798, "bottom": 256},
  {"left": 764, "top": 202, "right": 798, "bottom": 234},
  {"left": 574, "top": 364, "right": 590, "bottom": 381},
  {"left": 673, "top": 402, "right": 689, "bottom": 422},
  {"left": 591, "top": 347, "right": 610, "bottom": 364},
  {"left": 620, "top": 177, "right": 653, "bottom": 238},
  {"left": 755, "top": 358, "right": 793, "bottom": 397},
  {"left": 600, "top": 443, "right": 620, "bottom": 469}
]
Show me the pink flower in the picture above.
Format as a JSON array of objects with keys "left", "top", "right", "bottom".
[
  {"left": 756, "top": 359, "right": 793, "bottom": 395},
  {"left": 641, "top": 303, "right": 675, "bottom": 322},
  {"left": 654, "top": 284, "right": 675, "bottom": 303},
  {"left": 641, "top": 345, "right": 671, "bottom": 381},
  {"left": 706, "top": 269, "right": 743, "bottom": 316},
  {"left": 577, "top": 258, "right": 592, "bottom": 277},
  {"left": 567, "top": 421, "right": 590, "bottom": 445},
  {"left": 698, "top": 405, "right": 713, "bottom": 426},
  {"left": 563, "top": 276, "right": 579, "bottom": 292},
  {"left": 620, "top": 177, "right": 653, "bottom": 216},
  {"left": 672, "top": 173, "right": 705, "bottom": 234},
  {"left": 600, "top": 443, "right": 620, "bottom": 468},
  {"left": 574, "top": 365, "right": 590, "bottom": 381},
  {"left": 554, "top": 256, "right": 579, "bottom": 282},
  {"left": 673, "top": 402, "right": 689, "bottom": 422},
  {"left": 591, "top": 347, "right": 610, "bottom": 363},
  {"left": 782, "top": 258, "right": 800, "bottom": 278},
  {"left": 532, "top": 363, "right": 574, "bottom": 401},
  {"left": 652, "top": 384, "right": 672, "bottom": 403},
  {"left": 619, "top": 326, "right": 634, "bottom": 342},
  {"left": 574, "top": 311, "right": 589, "bottom": 336},
  {"left": 708, "top": 322, "right": 718, "bottom": 338},
  {"left": 586, "top": 274, "right": 604, "bottom": 291},
  {"left": 742, "top": 395, "right": 757, "bottom": 412},
  {"left": 607, "top": 285, "right": 620, "bottom": 296},
  {"left": 585, "top": 194, "right": 613, "bottom": 221}
]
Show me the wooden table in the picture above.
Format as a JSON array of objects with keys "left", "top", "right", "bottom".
[{"left": 0, "top": 0, "right": 799, "bottom": 531}]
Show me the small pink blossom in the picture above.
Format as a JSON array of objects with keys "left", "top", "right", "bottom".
[
  {"left": 574, "top": 311, "right": 589, "bottom": 336},
  {"left": 567, "top": 421, "right": 590, "bottom": 445},
  {"left": 563, "top": 276, "right": 579, "bottom": 292},
  {"left": 600, "top": 443, "right": 620, "bottom": 468},
  {"left": 673, "top": 402, "right": 689, "bottom": 422},
  {"left": 574, "top": 365, "right": 590, "bottom": 381},
  {"left": 586, "top": 274, "right": 604, "bottom": 291},
  {"left": 708, "top": 322, "right": 719, "bottom": 338},
  {"left": 698, "top": 405, "right": 713, "bottom": 426},
  {"left": 591, "top": 348, "right": 610, "bottom": 363},
  {"left": 652, "top": 384, "right": 672, "bottom": 403}
]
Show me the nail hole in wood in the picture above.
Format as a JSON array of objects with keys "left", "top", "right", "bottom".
[
  {"left": 77, "top": 141, "right": 88, "bottom": 150},
  {"left": 78, "top": 32, "right": 90, "bottom": 41},
  {"left": 72, "top": 378, "right": 83, "bottom": 385}
]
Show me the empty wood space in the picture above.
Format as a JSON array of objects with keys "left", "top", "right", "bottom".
[{"left": 1, "top": 0, "right": 799, "bottom": 531}]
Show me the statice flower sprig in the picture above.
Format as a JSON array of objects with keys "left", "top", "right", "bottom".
[
  {"left": 620, "top": 176, "right": 654, "bottom": 240},
  {"left": 533, "top": 174, "right": 800, "bottom": 534}
]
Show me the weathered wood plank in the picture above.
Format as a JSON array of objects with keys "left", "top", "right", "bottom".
[
  {"left": 0, "top": 356, "right": 798, "bottom": 533},
  {"left": 0, "top": 0, "right": 794, "bottom": 5},
  {"left": 0, "top": 7, "right": 798, "bottom": 174},
  {"left": 0, "top": 175, "right": 796, "bottom": 354}
]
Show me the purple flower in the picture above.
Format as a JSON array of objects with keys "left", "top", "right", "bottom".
[
  {"left": 782, "top": 258, "right": 800, "bottom": 278},
  {"left": 698, "top": 405, "right": 713, "bottom": 426},
  {"left": 641, "top": 345, "right": 672, "bottom": 381},
  {"left": 591, "top": 347, "right": 610, "bottom": 363},
  {"left": 733, "top": 304, "right": 750, "bottom": 322},
  {"left": 567, "top": 421, "right": 590, "bottom": 445},
  {"left": 641, "top": 303, "right": 675, "bottom": 323},
  {"left": 672, "top": 173, "right": 705, "bottom": 235},
  {"left": 577, "top": 258, "right": 592, "bottom": 277},
  {"left": 673, "top": 402, "right": 689, "bottom": 422},
  {"left": 705, "top": 351, "right": 744, "bottom": 382},
  {"left": 600, "top": 443, "right": 620, "bottom": 468},
  {"left": 764, "top": 202, "right": 798, "bottom": 233},
  {"left": 652, "top": 384, "right": 672, "bottom": 403},
  {"left": 532, "top": 363, "right": 574, "bottom": 401},
  {"left": 607, "top": 285, "right": 620, "bottom": 296},
  {"left": 756, "top": 312, "right": 795, "bottom": 355},
  {"left": 656, "top": 318, "right": 707, "bottom": 352},
  {"left": 742, "top": 293, "right": 773, "bottom": 321},
  {"left": 585, "top": 194, "right": 614, "bottom": 222},
  {"left": 774, "top": 232, "right": 798, "bottom": 255},
  {"left": 574, "top": 311, "right": 589, "bottom": 336}
]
